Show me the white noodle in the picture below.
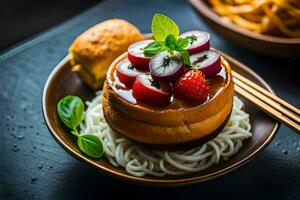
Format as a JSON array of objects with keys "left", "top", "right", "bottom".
[{"left": 79, "top": 93, "right": 252, "bottom": 177}]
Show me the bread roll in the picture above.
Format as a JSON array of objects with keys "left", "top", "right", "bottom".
[{"left": 69, "top": 19, "right": 144, "bottom": 89}]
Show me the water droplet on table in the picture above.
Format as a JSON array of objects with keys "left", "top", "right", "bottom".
[
  {"left": 31, "top": 177, "right": 37, "bottom": 183},
  {"left": 12, "top": 144, "right": 19, "bottom": 152},
  {"left": 18, "top": 125, "right": 26, "bottom": 129},
  {"left": 282, "top": 150, "right": 288, "bottom": 155}
]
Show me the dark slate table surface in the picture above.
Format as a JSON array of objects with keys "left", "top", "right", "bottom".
[{"left": 0, "top": 0, "right": 299, "bottom": 199}]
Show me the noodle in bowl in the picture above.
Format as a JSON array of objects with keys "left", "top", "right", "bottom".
[{"left": 79, "top": 92, "right": 252, "bottom": 177}]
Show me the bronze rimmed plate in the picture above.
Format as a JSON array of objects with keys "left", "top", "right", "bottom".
[
  {"left": 188, "top": 0, "right": 300, "bottom": 59},
  {"left": 42, "top": 51, "right": 279, "bottom": 187}
]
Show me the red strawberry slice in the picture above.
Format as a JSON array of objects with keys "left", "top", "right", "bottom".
[
  {"left": 132, "top": 74, "right": 172, "bottom": 106},
  {"left": 174, "top": 70, "right": 209, "bottom": 104},
  {"left": 116, "top": 59, "right": 143, "bottom": 87},
  {"left": 128, "top": 40, "right": 153, "bottom": 71}
]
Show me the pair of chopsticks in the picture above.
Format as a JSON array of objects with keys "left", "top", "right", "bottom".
[{"left": 233, "top": 71, "right": 300, "bottom": 133}]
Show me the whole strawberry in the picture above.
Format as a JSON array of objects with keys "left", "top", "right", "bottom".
[{"left": 174, "top": 70, "right": 209, "bottom": 103}]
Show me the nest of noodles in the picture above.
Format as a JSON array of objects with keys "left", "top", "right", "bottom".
[{"left": 79, "top": 93, "right": 252, "bottom": 177}]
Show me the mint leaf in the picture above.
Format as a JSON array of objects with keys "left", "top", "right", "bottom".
[
  {"left": 78, "top": 134, "right": 104, "bottom": 158},
  {"left": 177, "top": 49, "right": 191, "bottom": 66},
  {"left": 165, "top": 34, "right": 177, "bottom": 50},
  {"left": 57, "top": 96, "right": 104, "bottom": 159},
  {"left": 57, "top": 96, "right": 84, "bottom": 130},
  {"left": 151, "top": 13, "right": 179, "bottom": 41},
  {"left": 186, "top": 35, "right": 198, "bottom": 45},
  {"left": 176, "top": 38, "right": 190, "bottom": 50},
  {"left": 144, "top": 41, "right": 165, "bottom": 56}
]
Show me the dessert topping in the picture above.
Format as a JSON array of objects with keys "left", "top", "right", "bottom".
[
  {"left": 143, "top": 13, "right": 191, "bottom": 66},
  {"left": 174, "top": 70, "right": 209, "bottom": 103},
  {"left": 149, "top": 51, "right": 184, "bottom": 82},
  {"left": 180, "top": 31, "right": 210, "bottom": 54},
  {"left": 132, "top": 74, "right": 172, "bottom": 106},
  {"left": 128, "top": 40, "right": 153, "bottom": 71},
  {"left": 116, "top": 59, "right": 143, "bottom": 87},
  {"left": 190, "top": 50, "right": 221, "bottom": 77}
]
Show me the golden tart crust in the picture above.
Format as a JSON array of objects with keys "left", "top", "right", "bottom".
[{"left": 102, "top": 53, "right": 234, "bottom": 147}]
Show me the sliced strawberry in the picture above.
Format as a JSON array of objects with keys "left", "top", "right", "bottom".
[
  {"left": 174, "top": 70, "right": 209, "bottom": 104},
  {"left": 128, "top": 40, "right": 153, "bottom": 71},
  {"left": 132, "top": 74, "right": 172, "bottom": 106},
  {"left": 116, "top": 59, "right": 143, "bottom": 87}
]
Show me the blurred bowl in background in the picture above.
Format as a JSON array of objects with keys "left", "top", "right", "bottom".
[{"left": 188, "top": 0, "right": 300, "bottom": 59}]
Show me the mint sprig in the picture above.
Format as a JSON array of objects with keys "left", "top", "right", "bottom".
[
  {"left": 57, "top": 96, "right": 104, "bottom": 158},
  {"left": 177, "top": 49, "right": 191, "bottom": 66},
  {"left": 143, "top": 41, "right": 165, "bottom": 56},
  {"left": 144, "top": 34, "right": 191, "bottom": 65},
  {"left": 144, "top": 13, "right": 191, "bottom": 65},
  {"left": 151, "top": 13, "right": 179, "bottom": 41}
]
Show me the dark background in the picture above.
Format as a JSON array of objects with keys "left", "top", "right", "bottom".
[
  {"left": 0, "top": 0, "right": 98, "bottom": 51},
  {"left": 0, "top": 0, "right": 299, "bottom": 199}
]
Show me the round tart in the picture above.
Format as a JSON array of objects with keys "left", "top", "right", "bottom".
[{"left": 102, "top": 52, "right": 234, "bottom": 149}]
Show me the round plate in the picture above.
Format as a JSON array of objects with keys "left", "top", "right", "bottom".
[{"left": 42, "top": 51, "right": 279, "bottom": 186}]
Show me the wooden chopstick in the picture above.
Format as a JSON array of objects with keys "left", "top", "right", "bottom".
[
  {"left": 234, "top": 85, "right": 300, "bottom": 133},
  {"left": 232, "top": 71, "right": 300, "bottom": 133},
  {"left": 232, "top": 71, "right": 300, "bottom": 115},
  {"left": 233, "top": 78, "right": 300, "bottom": 123}
]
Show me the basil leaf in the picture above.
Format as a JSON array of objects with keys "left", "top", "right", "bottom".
[
  {"left": 78, "top": 134, "right": 104, "bottom": 158},
  {"left": 57, "top": 96, "right": 84, "bottom": 130},
  {"left": 144, "top": 41, "right": 164, "bottom": 56},
  {"left": 177, "top": 49, "right": 191, "bottom": 66},
  {"left": 151, "top": 13, "right": 179, "bottom": 41},
  {"left": 176, "top": 38, "right": 190, "bottom": 50},
  {"left": 165, "top": 34, "right": 177, "bottom": 50}
]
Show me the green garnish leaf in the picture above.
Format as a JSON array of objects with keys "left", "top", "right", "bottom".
[
  {"left": 144, "top": 41, "right": 164, "bottom": 56},
  {"left": 176, "top": 38, "right": 190, "bottom": 50},
  {"left": 165, "top": 34, "right": 177, "bottom": 50},
  {"left": 151, "top": 13, "right": 179, "bottom": 41},
  {"left": 146, "top": 13, "right": 192, "bottom": 69},
  {"left": 57, "top": 95, "right": 104, "bottom": 159},
  {"left": 186, "top": 35, "right": 198, "bottom": 45},
  {"left": 57, "top": 96, "right": 84, "bottom": 130},
  {"left": 177, "top": 49, "right": 191, "bottom": 66},
  {"left": 77, "top": 134, "right": 104, "bottom": 158}
]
